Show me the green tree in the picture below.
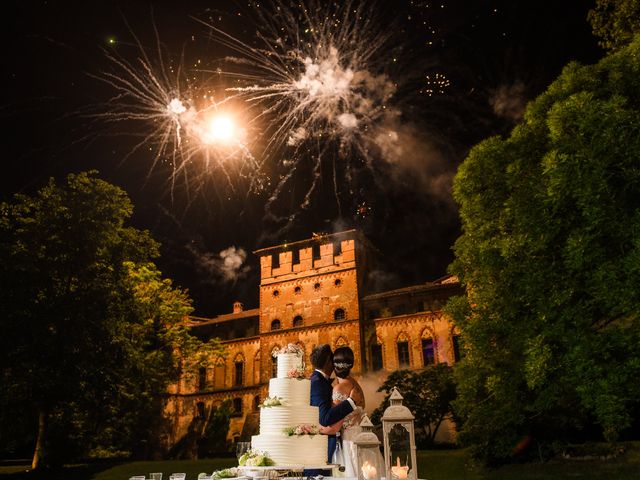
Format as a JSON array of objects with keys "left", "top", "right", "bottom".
[
  {"left": 588, "top": 0, "right": 640, "bottom": 51},
  {"left": 0, "top": 172, "right": 223, "bottom": 468},
  {"left": 371, "top": 365, "right": 457, "bottom": 447},
  {"left": 447, "top": 38, "right": 640, "bottom": 463}
]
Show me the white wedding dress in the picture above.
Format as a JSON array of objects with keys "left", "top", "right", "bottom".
[{"left": 331, "top": 391, "right": 364, "bottom": 478}]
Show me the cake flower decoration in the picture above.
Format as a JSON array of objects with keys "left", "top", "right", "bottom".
[
  {"left": 287, "top": 367, "right": 306, "bottom": 379},
  {"left": 259, "top": 396, "right": 286, "bottom": 408},
  {"left": 273, "top": 343, "right": 304, "bottom": 357},
  {"left": 283, "top": 424, "right": 320, "bottom": 436}
]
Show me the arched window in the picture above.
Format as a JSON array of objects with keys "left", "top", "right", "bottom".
[
  {"left": 271, "top": 319, "right": 281, "bottom": 331},
  {"left": 334, "top": 308, "right": 346, "bottom": 321},
  {"left": 397, "top": 333, "right": 410, "bottom": 368},
  {"left": 293, "top": 315, "right": 303, "bottom": 327},
  {"left": 294, "top": 285, "right": 302, "bottom": 294},
  {"left": 214, "top": 358, "right": 226, "bottom": 390},
  {"left": 422, "top": 338, "right": 435, "bottom": 365},
  {"left": 371, "top": 342, "right": 383, "bottom": 371},
  {"left": 233, "top": 398, "right": 243, "bottom": 415},
  {"left": 234, "top": 354, "right": 245, "bottom": 386}
]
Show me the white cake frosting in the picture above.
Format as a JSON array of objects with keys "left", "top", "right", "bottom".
[
  {"left": 268, "top": 377, "right": 311, "bottom": 405},
  {"left": 258, "top": 404, "right": 318, "bottom": 434},
  {"left": 276, "top": 352, "right": 303, "bottom": 378},
  {"left": 251, "top": 350, "right": 328, "bottom": 466},
  {"left": 251, "top": 434, "right": 327, "bottom": 466}
]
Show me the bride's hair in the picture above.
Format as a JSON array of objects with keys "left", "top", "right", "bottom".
[{"left": 333, "top": 346, "right": 354, "bottom": 378}]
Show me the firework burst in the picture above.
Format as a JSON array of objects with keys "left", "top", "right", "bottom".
[
  {"left": 199, "top": 0, "right": 402, "bottom": 229},
  {"left": 89, "top": 17, "right": 264, "bottom": 199}
]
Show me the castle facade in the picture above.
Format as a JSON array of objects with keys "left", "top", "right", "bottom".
[{"left": 164, "top": 230, "right": 461, "bottom": 452}]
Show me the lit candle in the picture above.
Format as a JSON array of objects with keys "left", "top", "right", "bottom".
[
  {"left": 391, "top": 457, "right": 409, "bottom": 480},
  {"left": 361, "top": 460, "right": 377, "bottom": 480}
]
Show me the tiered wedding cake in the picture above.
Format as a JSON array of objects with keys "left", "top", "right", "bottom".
[{"left": 251, "top": 346, "right": 328, "bottom": 466}]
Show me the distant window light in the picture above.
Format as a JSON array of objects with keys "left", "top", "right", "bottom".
[
  {"left": 271, "top": 319, "right": 281, "bottom": 331},
  {"left": 397, "top": 341, "right": 410, "bottom": 368},
  {"left": 293, "top": 315, "right": 303, "bottom": 327},
  {"left": 422, "top": 338, "right": 435, "bottom": 366},
  {"left": 294, "top": 285, "right": 302, "bottom": 294},
  {"left": 334, "top": 278, "right": 342, "bottom": 287},
  {"left": 272, "top": 253, "right": 280, "bottom": 268},
  {"left": 334, "top": 308, "right": 346, "bottom": 321},
  {"left": 314, "top": 282, "right": 321, "bottom": 290}
]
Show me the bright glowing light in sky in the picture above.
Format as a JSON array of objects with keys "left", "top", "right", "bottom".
[{"left": 201, "top": 114, "right": 240, "bottom": 145}]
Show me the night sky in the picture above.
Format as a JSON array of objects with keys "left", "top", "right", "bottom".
[{"left": 2, "top": 0, "right": 601, "bottom": 315}]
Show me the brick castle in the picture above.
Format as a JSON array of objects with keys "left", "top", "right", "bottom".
[{"left": 164, "top": 230, "right": 461, "bottom": 453}]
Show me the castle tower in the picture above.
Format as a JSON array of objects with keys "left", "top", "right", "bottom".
[{"left": 253, "top": 230, "right": 371, "bottom": 380}]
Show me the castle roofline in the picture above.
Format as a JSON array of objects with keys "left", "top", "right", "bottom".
[
  {"left": 187, "top": 307, "right": 260, "bottom": 327},
  {"left": 253, "top": 229, "right": 360, "bottom": 255},
  {"left": 362, "top": 275, "right": 460, "bottom": 302}
]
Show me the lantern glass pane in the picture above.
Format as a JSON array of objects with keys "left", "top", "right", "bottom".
[
  {"left": 356, "top": 446, "right": 383, "bottom": 480},
  {"left": 388, "top": 423, "right": 412, "bottom": 480}
]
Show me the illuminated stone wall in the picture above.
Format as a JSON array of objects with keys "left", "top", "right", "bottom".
[{"left": 164, "top": 231, "right": 461, "bottom": 454}]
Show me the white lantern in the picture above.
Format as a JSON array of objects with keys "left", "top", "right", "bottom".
[
  {"left": 381, "top": 388, "right": 418, "bottom": 480},
  {"left": 353, "top": 415, "right": 383, "bottom": 480}
]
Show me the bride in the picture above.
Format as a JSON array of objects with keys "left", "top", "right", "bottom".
[{"left": 322, "top": 346, "right": 368, "bottom": 477}]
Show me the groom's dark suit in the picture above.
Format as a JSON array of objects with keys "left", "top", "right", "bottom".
[{"left": 310, "top": 369, "right": 354, "bottom": 463}]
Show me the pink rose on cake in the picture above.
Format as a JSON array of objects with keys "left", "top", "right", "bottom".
[
  {"left": 283, "top": 423, "right": 320, "bottom": 436},
  {"left": 287, "top": 367, "right": 306, "bottom": 379}
]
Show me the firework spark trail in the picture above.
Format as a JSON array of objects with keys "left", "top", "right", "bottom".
[
  {"left": 197, "top": 0, "right": 402, "bottom": 232},
  {"left": 89, "top": 14, "right": 265, "bottom": 202}
]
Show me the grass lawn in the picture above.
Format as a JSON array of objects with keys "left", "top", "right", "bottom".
[{"left": 1, "top": 443, "right": 639, "bottom": 480}]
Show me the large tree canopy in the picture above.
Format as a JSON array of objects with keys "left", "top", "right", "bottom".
[
  {"left": 447, "top": 37, "right": 640, "bottom": 463},
  {"left": 588, "top": 0, "right": 640, "bottom": 51},
  {"left": 0, "top": 172, "right": 223, "bottom": 468}
]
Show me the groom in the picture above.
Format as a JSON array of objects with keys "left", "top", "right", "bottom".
[{"left": 309, "top": 344, "right": 355, "bottom": 471}]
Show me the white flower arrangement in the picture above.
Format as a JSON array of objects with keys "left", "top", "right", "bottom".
[
  {"left": 238, "top": 449, "right": 274, "bottom": 466},
  {"left": 282, "top": 424, "right": 320, "bottom": 436},
  {"left": 273, "top": 343, "right": 303, "bottom": 357},
  {"left": 259, "top": 396, "right": 286, "bottom": 408}
]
